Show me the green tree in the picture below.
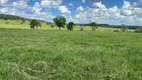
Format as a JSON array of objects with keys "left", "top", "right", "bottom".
[
  {"left": 121, "top": 24, "right": 128, "bottom": 32},
  {"left": 30, "top": 20, "right": 41, "bottom": 29},
  {"left": 53, "top": 16, "right": 66, "bottom": 30},
  {"left": 89, "top": 22, "right": 98, "bottom": 31},
  {"left": 67, "top": 22, "right": 75, "bottom": 31},
  {"left": 50, "top": 24, "right": 55, "bottom": 28},
  {"left": 21, "top": 19, "right": 25, "bottom": 24}
]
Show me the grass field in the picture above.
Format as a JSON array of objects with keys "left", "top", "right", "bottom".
[
  {"left": 0, "top": 19, "right": 134, "bottom": 32},
  {"left": 0, "top": 28, "right": 142, "bottom": 80}
]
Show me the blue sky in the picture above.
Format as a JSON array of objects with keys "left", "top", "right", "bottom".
[{"left": 0, "top": 0, "right": 142, "bottom": 25}]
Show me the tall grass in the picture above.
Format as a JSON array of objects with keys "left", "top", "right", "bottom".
[{"left": 0, "top": 29, "right": 141, "bottom": 80}]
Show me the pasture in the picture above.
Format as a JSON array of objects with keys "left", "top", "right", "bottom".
[
  {"left": 0, "top": 26, "right": 142, "bottom": 80},
  {"left": 0, "top": 19, "right": 134, "bottom": 31}
]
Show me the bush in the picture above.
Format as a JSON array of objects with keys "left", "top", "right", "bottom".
[
  {"left": 113, "top": 30, "right": 120, "bottom": 32},
  {"left": 5, "top": 21, "right": 9, "bottom": 24},
  {"left": 135, "top": 28, "right": 142, "bottom": 33},
  {"left": 121, "top": 26, "right": 128, "bottom": 32},
  {"left": 80, "top": 27, "right": 84, "bottom": 31},
  {"left": 50, "top": 24, "right": 54, "bottom": 28}
]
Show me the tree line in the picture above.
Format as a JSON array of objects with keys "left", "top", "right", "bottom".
[
  {"left": 30, "top": 16, "right": 142, "bottom": 33},
  {"left": 30, "top": 16, "right": 98, "bottom": 31},
  {"left": 0, "top": 14, "right": 141, "bottom": 32},
  {"left": 30, "top": 16, "right": 133, "bottom": 32}
]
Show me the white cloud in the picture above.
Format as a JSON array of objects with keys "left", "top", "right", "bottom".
[
  {"left": 59, "top": 6, "right": 71, "bottom": 14},
  {"left": 82, "top": 0, "right": 86, "bottom": 3},
  {"left": 74, "top": 1, "right": 142, "bottom": 25},
  {"left": 76, "top": 6, "right": 84, "bottom": 12},
  {"left": 0, "top": 6, "right": 54, "bottom": 22},
  {"left": 0, "top": 0, "right": 142, "bottom": 25},
  {"left": 133, "top": 0, "right": 142, "bottom": 8},
  {"left": 12, "top": 0, "right": 29, "bottom": 9},
  {"left": 0, "top": 0, "right": 8, "bottom": 5},
  {"left": 40, "top": 0, "right": 62, "bottom": 8},
  {"left": 0, "top": 7, "right": 8, "bottom": 13},
  {"left": 32, "top": 2, "right": 42, "bottom": 14},
  {"left": 123, "top": 1, "right": 131, "bottom": 9},
  {"left": 69, "top": 3, "right": 73, "bottom": 7},
  {"left": 0, "top": 7, "right": 17, "bottom": 15},
  {"left": 93, "top": 2, "right": 106, "bottom": 9},
  {"left": 120, "top": 1, "right": 132, "bottom": 16}
]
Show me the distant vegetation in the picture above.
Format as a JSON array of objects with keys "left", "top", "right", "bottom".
[
  {"left": 135, "top": 27, "right": 142, "bottom": 33},
  {"left": 53, "top": 16, "right": 66, "bottom": 30},
  {"left": 30, "top": 20, "right": 41, "bottom": 29},
  {"left": 0, "top": 14, "right": 25, "bottom": 21},
  {"left": 0, "top": 14, "right": 47, "bottom": 24},
  {"left": 0, "top": 14, "right": 142, "bottom": 80},
  {"left": 89, "top": 22, "right": 98, "bottom": 31},
  {"left": 0, "top": 14, "right": 142, "bottom": 33},
  {"left": 50, "top": 24, "right": 55, "bottom": 28},
  {"left": 67, "top": 22, "right": 75, "bottom": 31},
  {"left": 121, "top": 24, "right": 128, "bottom": 32}
]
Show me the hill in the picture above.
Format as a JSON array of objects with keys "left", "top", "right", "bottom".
[
  {"left": 0, "top": 14, "right": 48, "bottom": 23},
  {"left": 0, "top": 14, "right": 26, "bottom": 21}
]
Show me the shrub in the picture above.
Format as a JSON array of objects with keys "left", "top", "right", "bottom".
[
  {"left": 135, "top": 28, "right": 142, "bottom": 33},
  {"left": 50, "top": 24, "right": 54, "bottom": 28},
  {"left": 113, "top": 30, "right": 120, "bottom": 32},
  {"left": 80, "top": 27, "right": 84, "bottom": 31},
  {"left": 5, "top": 21, "right": 9, "bottom": 24},
  {"left": 121, "top": 24, "right": 128, "bottom": 32}
]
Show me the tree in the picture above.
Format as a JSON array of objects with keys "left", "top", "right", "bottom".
[
  {"left": 89, "top": 22, "right": 98, "bottom": 31},
  {"left": 80, "top": 25, "right": 84, "bottom": 31},
  {"left": 53, "top": 16, "right": 66, "bottom": 30},
  {"left": 67, "top": 22, "right": 75, "bottom": 31},
  {"left": 21, "top": 19, "right": 25, "bottom": 24},
  {"left": 50, "top": 24, "right": 55, "bottom": 28},
  {"left": 121, "top": 24, "right": 128, "bottom": 32},
  {"left": 30, "top": 20, "right": 41, "bottom": 29}
]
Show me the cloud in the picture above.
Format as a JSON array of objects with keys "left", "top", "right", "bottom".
[
  {"left": 82, "top": 0, "right": 86, "bottom": 3},
  {"left": 59, "top": 6, "right": 71, "bottom": 14},
  {"left": 0, "top": 0, "right": 8, "bottom": 5},
  {"left": 69, "top": 3, "right": 74, "bottom": 7},
  {"left": 0, "top": 0, "right": 142, "bottom": 25},
  {"left": 120, "top": 1, "right": 132, "bottom": 16},
  {"left": 0, "top": 7, "right": 17, "bottom": 15},
  {"left": 40, "top": 0, "right": 62, "bottom": 8},
  {"left": 74, "top": 1, "right": 142, "bottom": 25},
  {"left": 76, "top": 6, "right": 85, "bottom": 12},
  {"left": 93, "top": 2, "right": 106, "bottom": 9},
  {"left": 12, "top": 0, "right": 29, "bottom": 9},
  {"left": 133, "top": 0, "right": 142, "bottom": 8},
  {"left": 0, "top": 2, "right": 55, "bottom": 22},
  {"left": 32, "top": 2, "right": 42, "bottom": 14},
  {"left": 123, "top": 0, "right": 131, "bottom": 9},
  {"left": 0, "top": 7, "right": 8, "bottom": 13}
]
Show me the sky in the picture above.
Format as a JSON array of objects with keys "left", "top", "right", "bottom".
[{"left": 0, "top": 0, "right": 142, "bottom": 25}]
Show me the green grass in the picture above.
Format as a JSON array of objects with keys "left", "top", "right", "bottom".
[
  {"left": 0, "top": 28, "right": 142, "bottom": 80},
  {"left": 0, "top": 19, "right": 134, "bottom": 32}
]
